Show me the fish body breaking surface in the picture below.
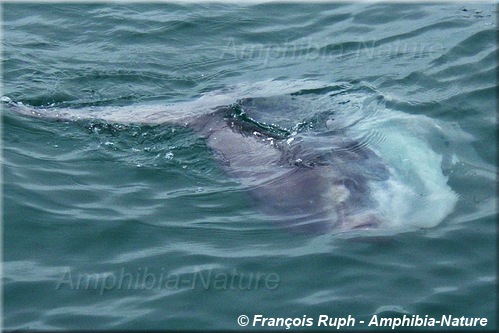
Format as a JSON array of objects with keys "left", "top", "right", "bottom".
[{"left": 1, "top": 80, "right": 459, "bottom": 234}]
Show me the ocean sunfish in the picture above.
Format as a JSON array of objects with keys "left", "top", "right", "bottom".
[{"left": 1, "top": 82, "right": 457, "bottom": 233}]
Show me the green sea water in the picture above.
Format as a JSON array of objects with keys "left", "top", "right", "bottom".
[{"left": 2, "top": 3, "right": 497, "bottom": 330}]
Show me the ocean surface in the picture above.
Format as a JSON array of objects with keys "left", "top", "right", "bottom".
[{"left": 2, "top": 3, "right": 497, "bottom": 330}]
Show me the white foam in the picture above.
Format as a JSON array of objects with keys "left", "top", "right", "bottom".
[{"left": 340, "top": 96, "right": 458, "bottom": 230}]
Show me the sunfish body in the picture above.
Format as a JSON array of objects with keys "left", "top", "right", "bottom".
[
  {"left": 187, "top": 101, "right": 389, "bottom": 232},
  {"left": 2, "top": 81, "right": 457, "bottom": 233}
]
